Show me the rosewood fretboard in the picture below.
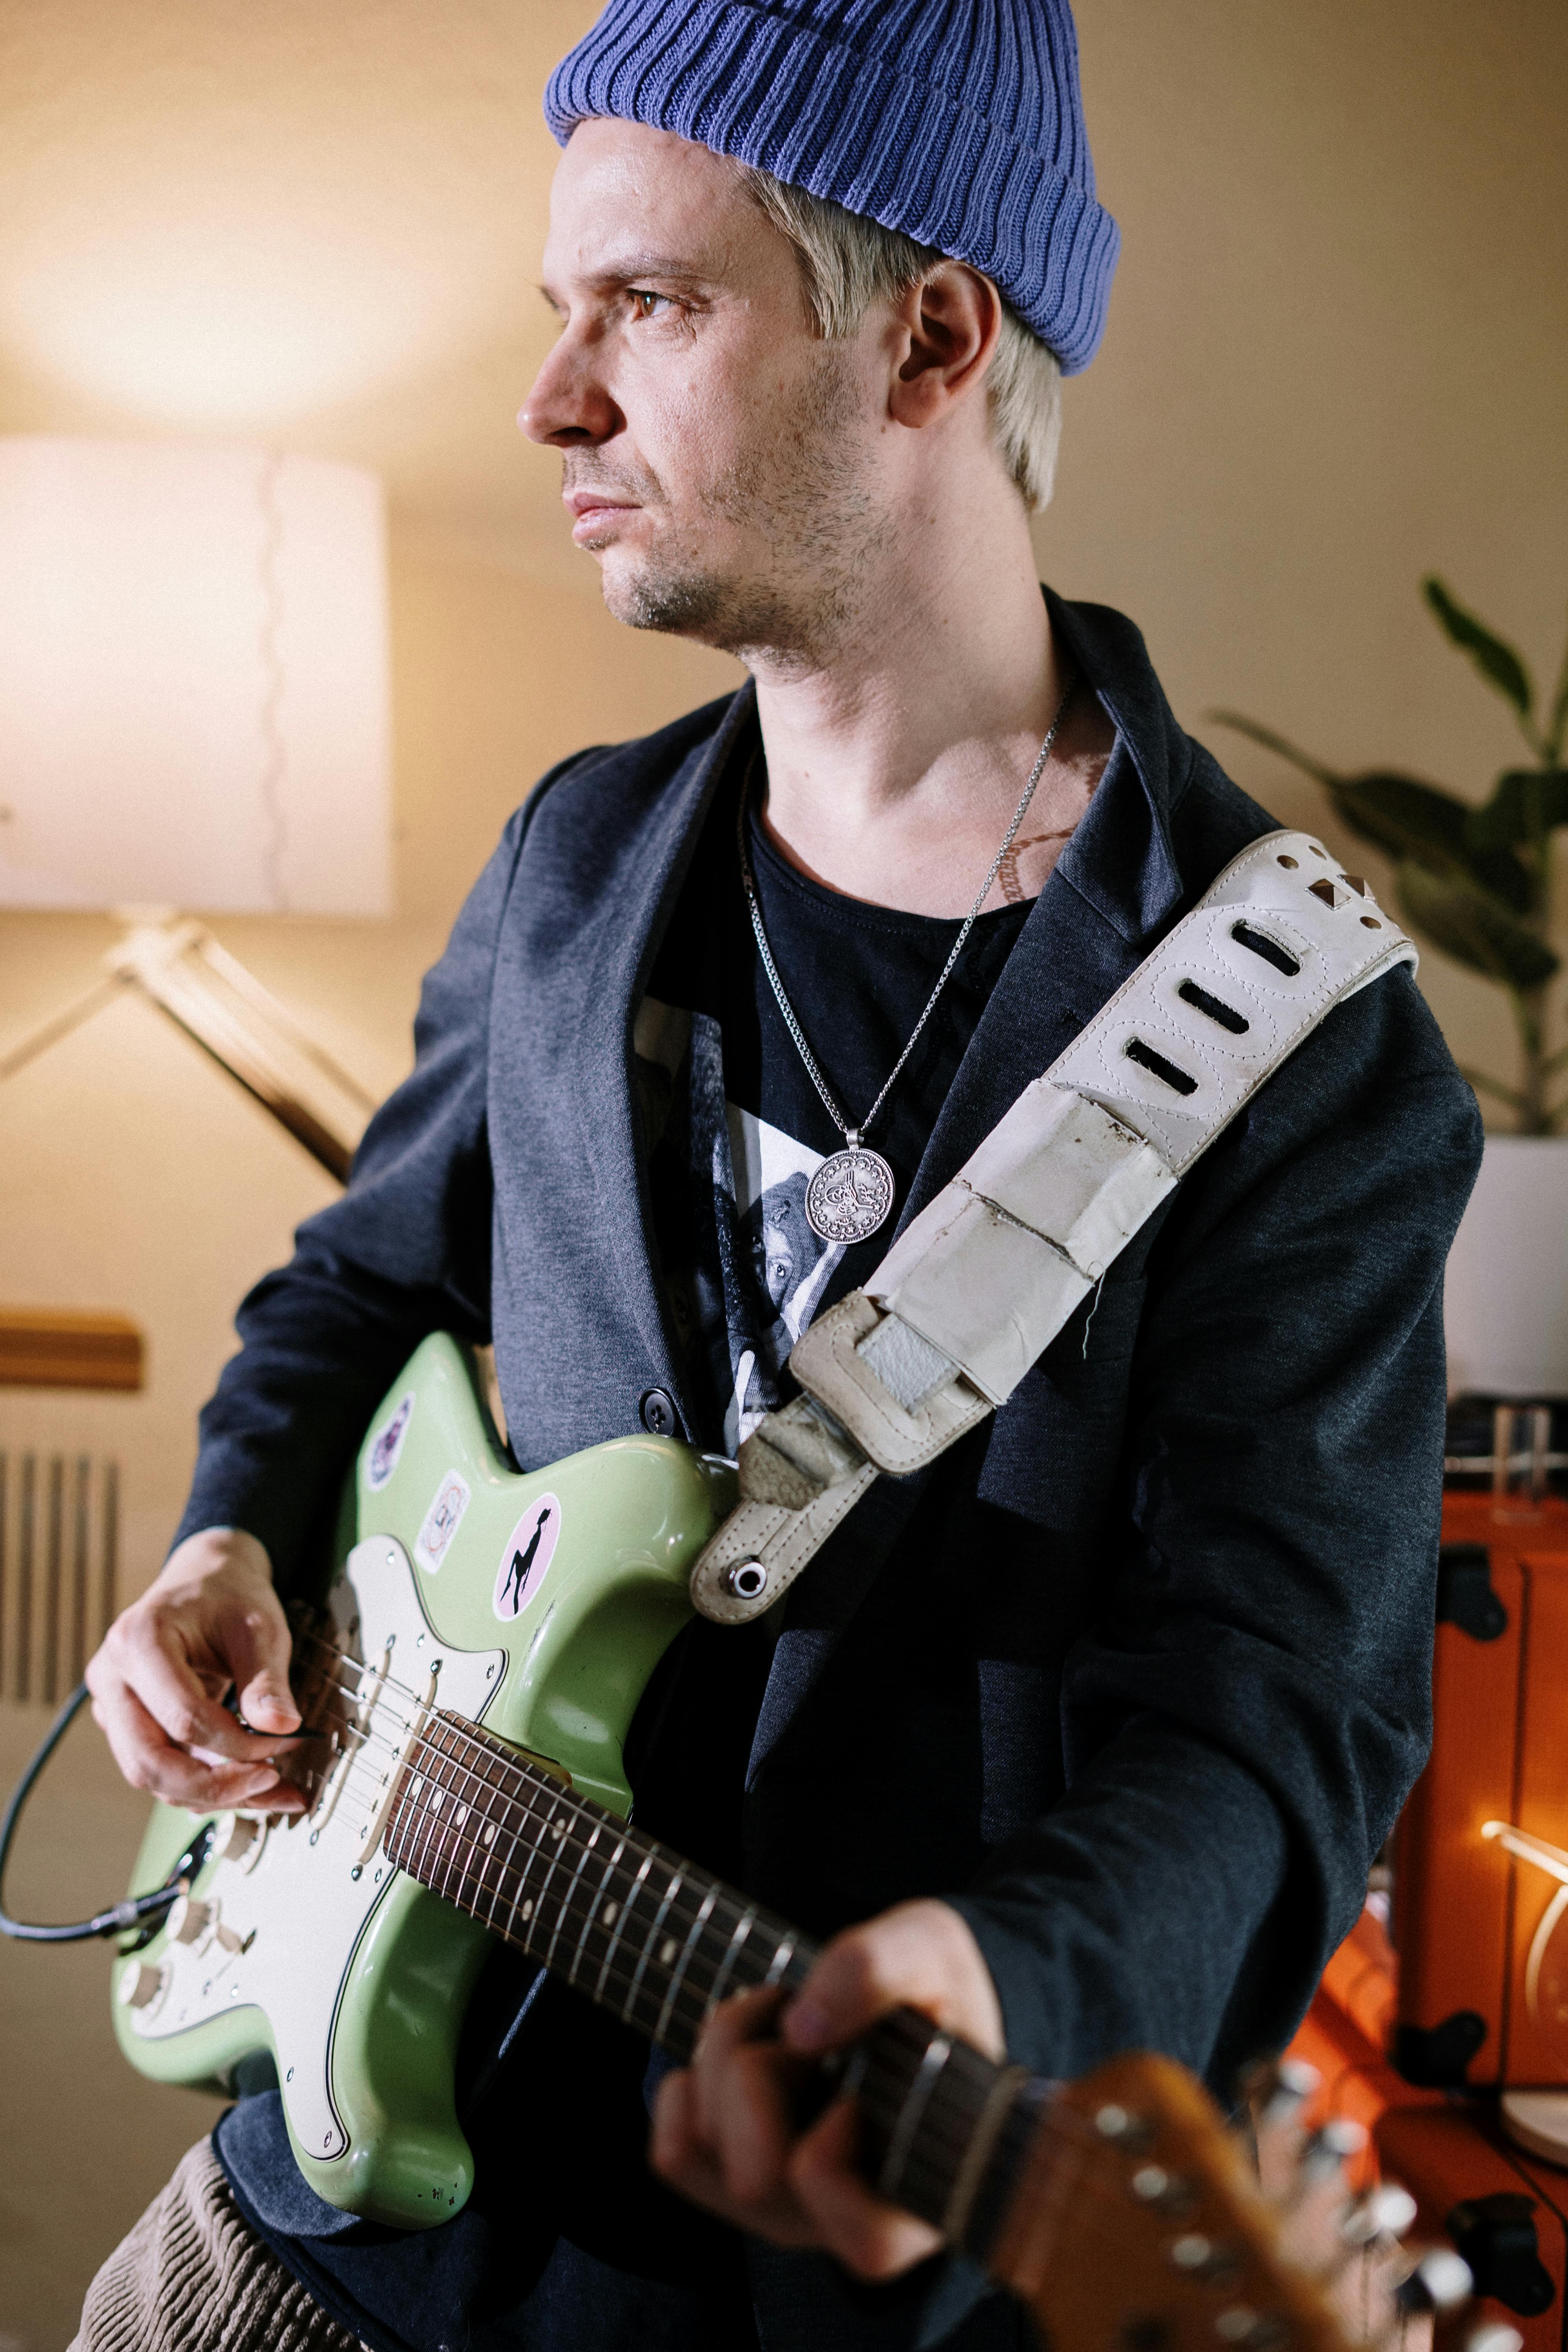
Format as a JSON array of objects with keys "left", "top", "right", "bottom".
[{"left": 382, "top": 1710, "right": 1049, "bottom": 2258}]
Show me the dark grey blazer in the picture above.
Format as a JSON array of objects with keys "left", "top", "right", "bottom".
[{"left": 185, "top": 592, "right": 1481, "bottom": 2352}]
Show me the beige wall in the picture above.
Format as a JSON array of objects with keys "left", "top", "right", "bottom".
[{"left": 0, "top": 6, "right": 1564, "bottom": 2343}]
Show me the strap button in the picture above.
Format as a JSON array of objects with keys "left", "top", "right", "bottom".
[{"left": 640, "top": 1387, "right": 681, "bottom": 1438}]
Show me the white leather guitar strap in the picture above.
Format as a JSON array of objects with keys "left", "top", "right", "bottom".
[{"left": 690, "top": 829, "right": 1417, "bottom": 1626}]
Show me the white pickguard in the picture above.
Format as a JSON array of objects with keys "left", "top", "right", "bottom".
[{"left": 126, "top": 1537, "right": 504, "bottom": 2168}]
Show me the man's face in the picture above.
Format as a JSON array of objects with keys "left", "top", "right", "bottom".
[{"left": 521, "top": 119, "right": 886, "bottom": 663}]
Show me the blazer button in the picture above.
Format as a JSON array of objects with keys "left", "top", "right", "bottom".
[{"left": 640, "top": 1387, "right": 681, "bottom": 1439}]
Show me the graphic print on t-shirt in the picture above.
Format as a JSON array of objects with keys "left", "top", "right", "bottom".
[{"left": 635, "top": 995, "right": 843, "bottom": 1453}]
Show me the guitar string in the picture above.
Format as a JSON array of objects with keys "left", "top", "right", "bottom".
[
  {"left": 228, "top": 1691, "right": 1391, "bottom": 2324},
  {"left": 385, "top": 1754, "right": 1041, "bottom": 2238},
  {"left": 274, "top": 1650, "right": 1011, "bottom": 2195},
  {"left": 388, "top": 1723, "right": 1320, "bottom": 2270},
  {"left": 270, "top": 1650, "right": 1389, "bottom": 2322},
  {"left": 383, "top": 1721, "right": 1122, "bottom": 2209},
  {"left": 310, "top": 1695, "right": 1090, "bottom": 2194},
  {"left": 255, "top": 1683, "right": 1228, "bottom": 2196},
  {"left": 390, "top": 1730, "right": 1301, "bottom": 2290}
]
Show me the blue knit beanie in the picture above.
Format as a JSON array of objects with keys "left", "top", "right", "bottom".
[{"left": 544, "top": 0, "right": 1118, "bottom": 375}]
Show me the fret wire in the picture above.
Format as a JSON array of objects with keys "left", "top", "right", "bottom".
[
  {"left": 653, "top": 1884, "right": 717, "bottom": 2047},
  {"left": 566, "top": 1828, "right": 633, "bottom": 1986},
  {"left": 704, "top": 1906, "right": 758, "bottom": 2014},
  {"left": 544, "top": 1817, "right": 605, "bottom": 1970},
  {"left": 440, "top": 1769, "right": 476, "bottom": 1903},
  {"left": 523, "top": 1786, "right": 581, "bottom": 1944},
  {"left": 877, "top": 2030, "right": 953, "bottom": 2203},
  {"left": 422, "top": 1720, "right": 786, "bottom": 2009},
  {"left": 402, "top": 1726, "right": 788, "bottom": 2038},
  {"left": 387, "top": 1719, "right": 808, "bottom": 2045},
  {"left": 597, "top": 1848, "right": 657, "bottom": 2005},
  {"left": 419, "top": 1746, "right": 470, "bottom": 1902},
  {"left": 619, "top": 1865, "right": 687, "bottom": 2028},
  {"left": 426, "top": 1740, "right": 477, "bottom": 1895},
  {"left": 763, "top": 1935, "right": 799, "bottom": 1988},
  {"left": 409, "top": 1750, "right": 463, "bottom": 1891}
]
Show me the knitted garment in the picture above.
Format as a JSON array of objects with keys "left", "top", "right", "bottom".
[
  {"left": 70, "top": 2138, "right": 363, "bottom": 2352},
  {"left": 544, "top": 0, "right": 1119, "bottom": 373}
]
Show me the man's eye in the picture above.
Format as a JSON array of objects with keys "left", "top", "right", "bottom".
[{"left": 631, "top": 289, "right": 670, "bottom": 319}]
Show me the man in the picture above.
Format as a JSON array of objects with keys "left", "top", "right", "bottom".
[{"left": 77, "top": 2, "right": 1481, "bottom": 2348}]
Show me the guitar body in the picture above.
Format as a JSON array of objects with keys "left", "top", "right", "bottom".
[{"left": 111, "top": 1334, "right": 734, "bottom": 2228}]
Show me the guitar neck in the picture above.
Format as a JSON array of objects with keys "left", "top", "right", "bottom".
[{"left": 383, "top": 1709, "right": 1044, "bottom": 2259}]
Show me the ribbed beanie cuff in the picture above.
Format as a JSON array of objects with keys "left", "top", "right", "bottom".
[{"left": 545, "top": 0, "right": 1118, "bottom": 374}]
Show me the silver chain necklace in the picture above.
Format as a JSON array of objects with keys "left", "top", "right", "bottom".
[{"left": 738, "top": 673, "right": 1077, "bottom": 1245}]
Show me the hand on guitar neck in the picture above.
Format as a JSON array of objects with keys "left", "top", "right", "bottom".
[
  {"left": 85, "top": 1527, "right": 307, "bottom": 1817},
  {"left": 651, "top": 1896, "right": 1005, "bottom": 2278}
]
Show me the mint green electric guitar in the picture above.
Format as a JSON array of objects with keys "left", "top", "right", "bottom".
[{"left": 106, "top": 1338, "right": 1450, "bottom": 2352}]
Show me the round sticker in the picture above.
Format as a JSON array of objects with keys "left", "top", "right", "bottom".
[
  {"left": 493, "top": 1494, "right": 561, "bottom": 1621},
  {"left": 414, "top": 1471, "right": 471, "bottom": 1573}
]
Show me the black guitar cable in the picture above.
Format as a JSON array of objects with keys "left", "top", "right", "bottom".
[{"left": 0, "top": 1681, "right": 184, "bottom": 1943}]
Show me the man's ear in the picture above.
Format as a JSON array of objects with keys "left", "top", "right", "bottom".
[{"left": 886, "top": 262, "right": 1002, "bottom": 429}]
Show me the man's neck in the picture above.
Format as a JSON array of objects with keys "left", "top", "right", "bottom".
[{"left": 742, "top": 489, "right": 1108, "bottom": 920}]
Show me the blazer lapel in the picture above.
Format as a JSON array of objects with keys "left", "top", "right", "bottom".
[{"left": 569, "top": 686, "right": 757, "bottom": 1435}]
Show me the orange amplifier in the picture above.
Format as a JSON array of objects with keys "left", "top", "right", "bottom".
[
  {"left": 1394, "top": 1484, "right": 1568, "bottom": 2141},
  {"left": 1276, "top": 1448, "right": 1568, "bottom": 2348}
]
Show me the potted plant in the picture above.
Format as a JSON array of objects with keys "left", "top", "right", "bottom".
[{"left": 1214, "top": 581, "right": 1568, "bottom": 1398}]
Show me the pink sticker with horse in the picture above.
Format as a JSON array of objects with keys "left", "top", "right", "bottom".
[{"left": 492, "top": 1493, "right": 562, "bottom": 1620}]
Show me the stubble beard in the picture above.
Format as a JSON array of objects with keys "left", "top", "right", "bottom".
[{"left": 591, "top": 343, "right": 884, "bottom": 670}]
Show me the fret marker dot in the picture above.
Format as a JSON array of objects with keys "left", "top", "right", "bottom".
[
  {"left": 552, "top": 1820, "right": 566, "bottom": 1839},
  {"left": 430, "top": 1793, "right": 443, "bottom": 1811},
  {"left": 454, "top": 1805, "right": 468, "bottom": 1826},
  {"left": 603, "top": 1902, "right": 618, "bottom": 1926},
  {"left": 410, "top": 1776, "right": 422, "bottom": 1795},
  {"left": 521, "top": 1900, "right": 533, "bottom": 1920},
  {"left": 482, "top": 1824, "right": 495, "bottom": 1847},
  {"left": 660, "top": 1938, "right": 678, "bottom": 1965}
]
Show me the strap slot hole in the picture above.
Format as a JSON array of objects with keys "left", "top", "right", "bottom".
[
  {"left": 1176, "top": 980, "right": 1250, "bottom": 1035},
  {"left": 1230, "top": 921, "right": 1301, "bottom": 977},
  {"left": 1124, "top": 1038, "right": 1199, "bottom": 1096}
]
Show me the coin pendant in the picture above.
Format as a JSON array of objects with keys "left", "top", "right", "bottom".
[{"left": 804, "top": 1147, "right": 897, "bottom": 1245}]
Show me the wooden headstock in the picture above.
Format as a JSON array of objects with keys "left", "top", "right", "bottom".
[
  {"left": 988, "top": 2052, "right": 1348, "bottom": 2352},
  {"left": 984, "top": 2053, "right": 1503, "bottom": 2352}
]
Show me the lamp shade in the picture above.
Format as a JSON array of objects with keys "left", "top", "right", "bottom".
[{"left": 0, "top": 437, "right": 392, "bottom": 915}]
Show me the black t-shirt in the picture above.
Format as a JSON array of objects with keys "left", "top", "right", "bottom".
[
  {"left": 623, "top": 722, "right": 1032, "bottom": 1887},
  {"left": 639, "top": 724, "right": 1032, "bottom": 1463}
]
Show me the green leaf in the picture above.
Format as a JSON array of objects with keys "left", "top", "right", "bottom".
[
  {"left": 1316, "top": 771, "right": 1531, "bottom": 912},
  {"left": 1424, "top": 576, "right": 1535, "bottom": 720},
  {"left": 1207, "top": 711, "right": 1340, "bottom": 788},
  {"left": 1547, "top": 610, "right": 1568, "bottom": 763},
  {"left": 1465, "top": 768, "right": 1568, "bottom": 850},
  {"left": 1323, "top": 769, "right": 1469, "bottom": 864},
  {"left": 1395, "top": 860, "right": 1559, "bottom": 991}
]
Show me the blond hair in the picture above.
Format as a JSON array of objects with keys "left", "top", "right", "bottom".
[{"left": 738, "top": 166, "right": 1063, "bottom": 512}]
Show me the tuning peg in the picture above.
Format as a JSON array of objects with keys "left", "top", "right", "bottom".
[
  {"left": 1343, "top": 2183, "right": 1419, "bottom": 2246},
  {"left": 1463, "top": 2325, "right": 1523, "bottom": 2352},
  {"left": 1300, "top": 2117, "right": 1367, "bottom": 2185},
  {"left": 1395, "top": 2249, "right": 1474, "bottom": 2315},
  {"left": 1246, "top": 2056, "right": 1321, "bottom": 2131},
  {"left": 1093, "top": 2101, "right": 1156, "bottom": 2151}
]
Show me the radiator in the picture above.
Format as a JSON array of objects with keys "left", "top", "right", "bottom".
[{"left": 0, "top": 1451, "right": 119, "bottom": 1704}]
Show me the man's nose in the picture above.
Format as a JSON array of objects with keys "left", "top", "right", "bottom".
[{"left": 519, "top": 333, "right": 620, "bottom": 448}]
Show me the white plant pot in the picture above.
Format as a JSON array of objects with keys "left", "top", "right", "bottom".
[{"left": 1445, "top": 1135, "right": 1568, "bottom": 1398}]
